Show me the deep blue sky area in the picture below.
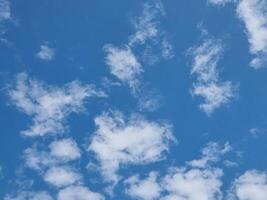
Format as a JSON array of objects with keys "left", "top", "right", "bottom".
[{"left": 0, "top": 0, "right": 267, "bottom": 199}]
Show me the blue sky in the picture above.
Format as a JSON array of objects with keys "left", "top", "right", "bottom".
[{"left": 1, "top": 0, "right": 267, "bottom": 199}]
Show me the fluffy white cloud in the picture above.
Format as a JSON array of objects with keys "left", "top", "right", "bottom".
[
  {"left": 50, "top": 138, "right": 81, "bottom": 161},
  {"left": 229, "top": 170, "right": 267, "bottom": 200},
  {"left": 104, "top": 45, "right": 142, "bottom": 90},
  {"left": 125, "top": 172, "right": 162, "bottom": 200},
  {"left": 43, "top": 166, "right": 81, "bottom": 188},
  {"left": 57, "top": 186, "right": 104, "bottom": 200},
  {"left": 88, "top": 111, "right": 175, "bottom": 183},
  {"left": 237, "top": 0, "right": 267, "bottom": 69},
  {"left": 188, "top": 142, "right": 232, "bottom": 168},
  {"left": 8, "top": 73, "right": 106, "bottom": 136},
  {"left": 161, "top": 168, "right": 223, "bottom": 200},
  {"left": 5, "top": 191, "right": 53, "bottom": 200},
  {"left": 24, "top": 138, "right": 81, "bottom": 171},
  {"left": 124, "top": 142, "right": 228, "bottom": 200},
  {"left": 189, "top": 39, "right": 236, "bottom": 115},
  {"left": 36, "top": 44, "right": 55, "bottom": 61}
]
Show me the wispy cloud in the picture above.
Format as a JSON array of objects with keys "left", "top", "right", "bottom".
[
  {"left": 0, "top": 0, "right": 10, "bottom": 22},
  {"left": 187, "top": 142, "right": 232, "bottom": 168},
  {"left": 88, "top": 110, "right": 175, "bottom": 185},
  {"left": 8, "top": 73, "right": 106, "bottom": 136},
  {"left": 5, "top": 191, "right": 53, "bottom": 200},
  {"left": 36, "top": 43, "right": 55, "bottom": 61},
  {"left": 104, "top": 0, "right": 173, "bottom": 111},
  {"left": 208, "top": 0, "right": 234, "bottom": 6},
  {"left": 0, "top": 0, "right": 11, "bottom": 34},
  {"left": 237, "top": 0, "right": 267, "bottom": 69},
  {"left": 188, "top": 38, "right": 237, "bottom": 115}
]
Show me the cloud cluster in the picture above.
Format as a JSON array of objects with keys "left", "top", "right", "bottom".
[
  {"left": 124, "top": 142, "right": 230, "bottom": 200},
  {"left": 188, "top": 39, "right": 236, "bottom": 115},
  {"left": 237, "top": 0, "right": 267, "bottom": 69},
  {"left": 8, "top": 73, "right": 106, "bottom": 136},
  {"left": 88, "top": 110, "right": 175, "bottom": 184},
  {"left": 22, "top": 137, "right": 104, "bottom": 199},
  {"left": 104, "top": 0, "right": 173, "bottom": 95}
]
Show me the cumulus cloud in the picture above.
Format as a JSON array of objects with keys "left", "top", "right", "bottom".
[
  {"left": 4, "top": 191, "right": 53, "bottom": 200},
  {"left": 161, "top": 168, "right": 223, "bottom": 200},
  {"left": 8, "top": 73, "right": 106, "bottom": 136},
  {"left": 36, "top": 43, "right": 55, "bottom": 61},
  {"left": 43, "top": 166, "right": 81, "bottom": 188},
  {"left": 24, "top": 138, "right": 81, "bottom": 170},
  {"left": 124, "top": 142, "right": 229, "bottom": 200},
  {"left": 23, "top": 138, "right": 83, "bottom": 189},
  {"left": 229, "top": 170, "right": 267, "bottom": 200},
  {"left": 49, "top": 138, "right": 81, "bottom": 161},
  {"left": 57, "top": 186, "right": 104, "bottom": 200},
  {"left": 88, "top": 110, "right": 175, "bottom": 184},
  {"left": 188, "top": 39, "right": 237, "bottom": 115},
  {"left": 125, "top": 172, "right": 162, "bottom": 200},
  {"left": 237, "top": 0, "right": 267, "bottom": 69}
]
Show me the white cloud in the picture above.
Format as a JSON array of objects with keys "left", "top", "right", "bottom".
[
  {"left": 49, "top": 138, "right": 81, "bottom": 161},
  {"left": 8, "top": 73, "right": 106, "bottom": 136},
  {"left": 43, "top": 166, "right": 81, "bottom": 188},
  {"left": 237, "top": 0, "right": 267, "bottom": 69},
  {"left": 24, "top": 147, "right": 55, "bottom": 171},
  {"left": 229, "top": 170, "right": 267, "bottom": 200},
  {"left": 5, "top": 191, "right": 53, "bottom": 200},
  {"left": 129, "top": 0, "right": 174, "bottom": 63},
  {"left": 189, "top": 39, "right": 236, "bottom": 115},
  {"left": 208, "top": 0, "right": 233, "bottom": 6},
  {"left": 36, "top": 44, "right": 55, "bottom": 61},
  {"left": 161, "top": 168, "right": 223, "bottom": 200},
  {"left": 125, "top": 172, "right": 162, "bottom": 200},
  {"left": 24, "top": 140, "right": 82, "bottom": 185},
  {"left": 88, "top": 110, "right": 175, "bottom": 184},
  {"left": 124, "top": 142, "right": 229, "bottom": 200},
  {"left": 57, "top": 185, "right": 104, "bottom": 200},
  {"left": 104, "top": 0, "right": 173, "bottom": 95},
  {"left": 104, "top": 45, "right": 142, "bottom": 90},
  {"left": 188, "top": 142, "right": 232, "bottom": 168}
]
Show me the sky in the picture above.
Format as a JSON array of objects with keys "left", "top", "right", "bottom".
[{"left": 0, "top": 0, "right": 267, "bottom": 199}]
